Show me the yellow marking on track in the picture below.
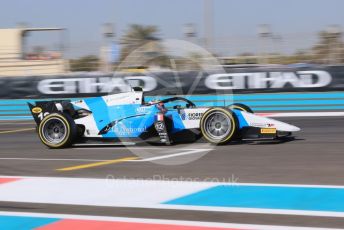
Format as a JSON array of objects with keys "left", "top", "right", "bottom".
[
  {"left": 0, "top": 128, "right": 35, "bottom": 134},
  {"left": 56, "top": 156, "right": 138, "bottom": 171}
]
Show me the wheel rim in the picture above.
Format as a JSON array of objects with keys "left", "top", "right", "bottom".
[
  {"left": 204, "top": 111, "right": 232, "bottom": 140},
  {"left": 42, "top": 118, "right": 67, "bottom": 144}
]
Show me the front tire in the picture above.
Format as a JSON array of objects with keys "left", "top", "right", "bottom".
[
  {"left": 200, "top": 108, "right": 237, "bottom": 145},
  {"left": 38, "top": 113, "right": 76, "bottom": 149}
]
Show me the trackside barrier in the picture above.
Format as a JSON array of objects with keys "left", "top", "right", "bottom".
[{"left": 1, "top": 92, "right": 344, "bottom": 120}]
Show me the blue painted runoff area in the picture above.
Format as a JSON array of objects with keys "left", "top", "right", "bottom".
[
  {"left": 164, "top": 185, "right": 344, "bottom": 212},
  {"left": 0, "top": 215, "right": 60, "bottom": 229},
  {"left": 0, "top": 105, "right": 29, "bottom": 111},
  {"left": 1, "top": 92, "right": 344, "bottom": 120},
  {"left": 0, "top": 116, "right": 32, "bottom": 120}
]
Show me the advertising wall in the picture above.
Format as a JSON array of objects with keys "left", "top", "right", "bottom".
[{"left": 1, "top": 66, "right": 344, "bottom": 99}]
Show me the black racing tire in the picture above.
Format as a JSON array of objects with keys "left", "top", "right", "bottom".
[
  {"left": 38, "top": 113, "right": 77, "bottom": 149},
  {"left": 200, "top": 107, "right": 237, "bottom": 145},
  {"left": 76, "top": 125, "right": 86, "bottom": 139},
  {"left": 229, "top": 103, "right": 254, "bottom": 113}
]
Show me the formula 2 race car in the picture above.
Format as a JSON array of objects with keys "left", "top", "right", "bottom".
[{"left": 28, "top": 88, "right": 300, "bottom": 148}]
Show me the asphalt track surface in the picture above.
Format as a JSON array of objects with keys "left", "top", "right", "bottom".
[{"left": 0, "top": 116, "right": 344, "bottom": 228}]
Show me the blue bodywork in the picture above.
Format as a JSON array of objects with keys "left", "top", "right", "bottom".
[
  {"left": 78, "top": 97, "right": 187, "bottom": 138},
  {"left": 233, "top": 110, "right": 249, "bottom": 129},
  {"left": 73, "top": 96, "right": 252, "bottom": 139}
]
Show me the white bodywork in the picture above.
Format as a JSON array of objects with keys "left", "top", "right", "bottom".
[
  {"left": 240, "top": 111, "right": 301, "bottom": 132},
  {"left": 103, "top": 92, "right": 143, "bottom": 106},
  {"left": 179, "top": 108, "right": 209, "bottom": 129},
  {"left": 179, "top": 108, "right": 300, "bottom": 132},
  {"left": 72, "top": 100, "right": 99, "bottom": 137}
]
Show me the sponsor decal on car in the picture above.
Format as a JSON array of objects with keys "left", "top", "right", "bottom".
[
  {"left": 136, "top": 106, "right": 151, "bottom": 113},
  {"left": 112, "top": 126, "right": 147, "bottom": 135},
  {"left": 31, "top": 107, "right": 42, "bottom": 114},
  {"left": 154, "top": 121, "right": 165, "bottom": 132},
  {"left": 250, "top": 122, "right": 275, "bottom": 128},
  {"left": 260, "top": 128, "right": 277, "bottom": 134},
  {"left": 156, "top": 113, "right": 164, "bottom": 121},
  {"left": 181, "top": 112, "right": 204, "bottom": 120}
]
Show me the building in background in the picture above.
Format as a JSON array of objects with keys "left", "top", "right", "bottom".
[{"left": 0, "top": 27, "right": 67, "bottom": 76}]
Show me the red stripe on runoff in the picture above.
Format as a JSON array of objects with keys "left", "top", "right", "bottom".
[
  {"left": 0, "top": 178, "right": 21, "bottom": 184},
  {"left": 38, "top": 219, "right": 245, "bottom": 230}
]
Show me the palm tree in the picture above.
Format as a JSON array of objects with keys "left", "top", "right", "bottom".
[
  {"left": 312, "top": 30, "right": 344, "bottom": 64},
  {"left": 120, "top": 24, "right": 159, "bottom": 61}
]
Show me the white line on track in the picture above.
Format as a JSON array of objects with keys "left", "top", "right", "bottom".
[
  {"left": 129, "top": 149, "right": 211, "bottom": 162},
  {"left": 70, "top": 146, "right": 211, "bottom": 151},
  {"left": 71, "top": 147, "right": 166, "bottom": 150},
  {"left": 0, "top": 158, "right": 109, "bottom": 162},
  {"left": 73, "top": 143, "right": 136, "bottom": 147},
  {"left": 0, "top": 148, "right": 211, "bottom": 163},
  {"left": 149, "top": 204, "right": 344, "bottom": 218},
  {"left": 0, "top": 211, "right": 336, "bottom": 230}
]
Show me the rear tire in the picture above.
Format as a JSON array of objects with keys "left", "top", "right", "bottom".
[
  {"left": 200, "top": 108, "right": 237, "bottom": 145},
  {"left": 229, "top": 103, "right": 253, "bottom": 113},
  {"left": 38, "top": 113, "right": 76, "bottom": 149}
]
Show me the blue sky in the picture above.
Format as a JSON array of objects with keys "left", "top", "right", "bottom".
[{"left": 1, "top": 0, "right": 343, "bottom": 57}]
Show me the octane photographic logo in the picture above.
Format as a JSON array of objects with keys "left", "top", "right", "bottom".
[{"left": 108, "top": 39, "right": 232, "bottom": 165}]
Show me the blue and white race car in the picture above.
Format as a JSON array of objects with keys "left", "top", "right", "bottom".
[{"left": 28, "top": 88, "right": 300, "bottom": 148}]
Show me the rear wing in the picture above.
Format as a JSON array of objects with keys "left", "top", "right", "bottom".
[{"left": 27, "top": 100, "right": 73, "bottom": 125}]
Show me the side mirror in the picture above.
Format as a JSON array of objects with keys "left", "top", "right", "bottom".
[{"left": 132, "top": 87, "right": 143, "bottom": 92}]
